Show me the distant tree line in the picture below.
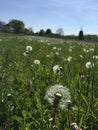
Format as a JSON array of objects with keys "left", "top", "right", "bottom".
[{"left": 0, "top": 19, "right": 98, "bottom": 41}]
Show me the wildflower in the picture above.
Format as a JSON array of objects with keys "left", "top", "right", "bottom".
[
  {"left": 53, "top": 47, "right": 56, "bottom": 50},
  {"left": 70, "top": 122, "right": 82, "bottom": 130},
  {"left": 26, "top": 46, "right": 33, "bottom": 52},
  {"left": 44, "top": 85, "right": 71, "bottom": 110},
  {"left": 53, "top": 65, "right": 62, "bottom": 74},
  {"left": 7, "top": 93, "right": 12, "bottom": 96},
  {"left": 23, "top": 51, "right": 29, "bottom": 56},
  {"left": 67, "top": 56, "right": 72, "bottom": 62},
  {"left": 46, "top": 55, "right": 50, "bottom": 58},
  {"left": 89, "top": 48, "right": 94, "bottom": 52},
  {"left": 57, "top": 48, "right": 62, "bottom": 51},
  {"left": 83, "top": 48, "right": 89, "bottom": 53},
  {"left": 69, "top": 48, "right": 72, "bottom": 52},
  {"left": 34, "top": 60, "right": 40, "bottom": 65},
  {"left": 55, "top": 52, "right": 59, "bottom": 55},
  {"left": 93, "top": 55, "right": 98, "bottom": 60},
  {"left": 47, "top": 43, "right": 51, "bottom": 45},
  {"left": 85, "top": 61, "right": 94, "bottom": 69},
  {"left": 0, "top": 39, "right": 2, "bottom": 41}
]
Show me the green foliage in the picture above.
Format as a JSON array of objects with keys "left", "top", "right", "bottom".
[
  {"left": 9, "top": 19, "right": 25, "bottom": 33},
  {"left": 79, "top": 30, "right": 84, "bottom": 40},
  {"left": 0, "top": 35, "right": 98, "bottom": 130},
  {"left": 46, "top": 28, "right": 52, "bottom": 36}
]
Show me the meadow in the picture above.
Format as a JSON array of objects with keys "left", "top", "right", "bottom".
[{"left": 0, "top": 35, "right": 98, "bottom": 130}]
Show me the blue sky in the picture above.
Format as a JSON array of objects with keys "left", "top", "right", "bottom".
[{"left": 0, "top": 0, "right": 98, "bottom": 35}]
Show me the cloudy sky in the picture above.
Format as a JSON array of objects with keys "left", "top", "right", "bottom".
[{"left": 0, "top": 0, "right": 98, "bottom": 35}]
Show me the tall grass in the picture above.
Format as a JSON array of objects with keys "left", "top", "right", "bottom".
[{"left": 0, "top": 35, "right": 98, "bottom": 130}]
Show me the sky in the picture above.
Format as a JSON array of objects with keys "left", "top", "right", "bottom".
[{"left": 0, "top": 0, "right": 98, "bottom": 35}]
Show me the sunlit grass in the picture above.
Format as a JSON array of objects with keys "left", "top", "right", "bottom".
[{"left": 0, "top": 35, "right": 98, "bottom": 130}]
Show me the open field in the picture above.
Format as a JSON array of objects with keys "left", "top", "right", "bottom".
[{"left": 0, "top": 35, "right": 98, "bottom": 130}]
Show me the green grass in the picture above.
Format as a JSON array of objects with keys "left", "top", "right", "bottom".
[{"left": 0, "top": 35, "right": 98, "bottom": 130}]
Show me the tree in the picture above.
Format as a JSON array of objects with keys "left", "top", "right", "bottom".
[
  {"left": 39, "top": 29, "right": 45, "bottom": 36},
  {"left": 56, "top": 28, "right": 64, "bottom": 36},
  {"left": 0, "top": 21, "right": 6, "bottom": 32},
  {"left": 8, "top": 19, "right": 25, "bottom": 33},
  {"left": 28, "top": 27, "right": 34, "bottom": 34},
  {"left": 79, "top": 30, "right": 84, "bottom": 40},
  {"left": 46, "top": 28, "right": 52, "bottom": 35}
]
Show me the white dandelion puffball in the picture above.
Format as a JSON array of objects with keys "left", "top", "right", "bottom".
[
  {"left": 93, "top": 55, "right": 98, "bottom": 60},
  {"left": 67, "top": 56, "right": 72, "bottom": 62},
  {"left": 85, "top": 61, "right": 94, "bottom": 69},
  {"left": 44, "top": 85, "right": 71, "bottom": 110},
  {"left": 23, "top": 51, "right": 29, "bottom": 56},
  {"left": 26, "top": 46, "right": 33, "bottom": 52},
  {"left": 34, "top": 60, "right": 40, "bottom": 65},
  {"left": 53, "top": 65, "right": 62, "bottom": 74}
]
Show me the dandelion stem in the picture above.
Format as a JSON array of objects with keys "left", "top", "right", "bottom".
[{"left": 50, "top": 107, "right": 57, "bottom": 130}]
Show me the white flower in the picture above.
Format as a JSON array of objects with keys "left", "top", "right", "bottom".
[
  {"left": 53, "top": 65, "right": 62, "bottom": 74},
  {"left": 89, "top": 48, "right": 94, "bottom": 52},
  {"left": 34, "top": 60, "right": 40, "bottom": 65},
  {"left": 69, "top": 48, "right": 72, "bottom": 52},
  {"left": 0, "top": 39, "right": 2, "bottom": 41},
  {"left": 7, "top": 93, "right": 12, "bottom": 96},
  {"left": 93, "top": 55, "right": 98, "bottom": 60},
  {"left": 23, "top": 51, "right": 29, "bottom": 56},
  {"left": 85, "top": 61, "right": 94, "bottom": 69},
  {"left": 26, "top": 46, "right": 33, "bottom": 52},
  {"left": 67, "top": 56, "right": 72, "bottom": 62},
  {"left": 83, "top": 48, "right": 89, "bottom": 53},
  {"left": 46, "top": 55, "right": 50, "bottom": 58},
  {"left": 55, "top": 52, "right": 59, "bottom": 55},
  {"left": 44, "top": 85, "right": 71, "bottom": 110},
  {"left": 53, "top": 47, "right": 57, "bottom": 50},
  {"left": 57, "top": 48, "right": 62, "bottom": 51}
]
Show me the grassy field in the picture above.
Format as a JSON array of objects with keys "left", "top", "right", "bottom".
[{"left": 0, "top": 35, "right": 98, "bottom": 130}]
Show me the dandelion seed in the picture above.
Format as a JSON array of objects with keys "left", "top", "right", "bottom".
[
  {"left": 44, "top": 85, "right": 71, "bottom": 110},
  {"left": 85, "top": 61, "right": 94, "bottom": 69},
  {"left": 34, "top": 60, "right": 40, "bottom": 65},
  {"left": 26, "top": 46, "right": 33, "bottom": 52}
]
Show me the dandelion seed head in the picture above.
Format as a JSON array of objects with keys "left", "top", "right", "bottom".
[
  {"left": 0, "top": 39, "right": 2, "bottom": 41},
  {"left": 53, "top": 47, "right": 57, "bottom": 50},
  {"left": 53, "top": 65, "right": 62, "bottom": 74},
  {"left": 26, "top": 46, "right": 33, "bottom": 52},
  {"left": 85, "top": 61, "right": 94, "bottom": 69},
  {"left": 23, "top": 51, "right": 29, "bottom": 56},
  {"left": 69, "top": 48, "right": 72, "bottom": 52},
  {"left": 93, "top": 55, "right": 98, "bottom": 60},
  {"left": 34, "top": 59, "right": 40, "bottom": 65},
  {"left": 67, "top": 56, "right": 72, "bottom": 62},
  {"left": 44, "top": 85, "right": 71, "bottom": 110},
  {"left": 55, "top": 52, "right": 59, "bottom": 55}
]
